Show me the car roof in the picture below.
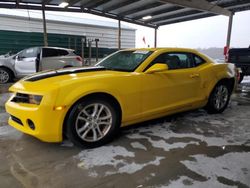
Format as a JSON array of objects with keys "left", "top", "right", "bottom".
[
  {"left": 122, "top": 47, "right": 199, "bottom": 53},
  {"left": 28, "top": 46, "right": 74, "bottom": 51},
  {"left": 42, "top": 46, "right": 75, "bottom": 51},
  {"left": 229, "top": 48, "right": 250, "bottom": 52}
]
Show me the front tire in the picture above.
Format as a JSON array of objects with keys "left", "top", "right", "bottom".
[
  {"left": 0, "top": 67, "right": 13, "bottom": 84},
  {"left": 206, "top": 82, "right": 231, "bottom": 114},
  {"left": 66, "top": 98, "right": 120, "bottom": 148}
]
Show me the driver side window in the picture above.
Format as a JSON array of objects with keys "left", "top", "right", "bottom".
[
  {"left": 18, "top": 47, "right": 39, "bottom": 59},
  {"left": 150, "top": 52, "right": 194, "bottom": 70}
]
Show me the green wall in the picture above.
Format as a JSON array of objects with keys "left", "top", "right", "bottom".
[{"left": 0, "top": 30, "right": 116, "bottom": 58}]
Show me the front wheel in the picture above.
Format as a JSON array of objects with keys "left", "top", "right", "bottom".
[
  {"left": 0, "top": 67, "right": 13, "bottom": 84},
  {"left": 206, "top": 82, "right": 231, "bottom": 114},
  {"left": 66, "top": 98, "right": 120, "bottom": 148}
]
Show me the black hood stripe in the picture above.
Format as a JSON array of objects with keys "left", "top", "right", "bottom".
[{"left": 25, "top": 66, "right": 106, "bottom": 81}]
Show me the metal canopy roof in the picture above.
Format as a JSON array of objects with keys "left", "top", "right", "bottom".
[{"left": 0, "top": 0, "right": 250, "bottom": 28}]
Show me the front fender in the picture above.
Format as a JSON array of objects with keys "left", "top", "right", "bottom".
[
  {"left": 54, "top": 81, "right": 124, "bottom": 119},
  {"left": 58, "top": 82, "right": 124, "bottom": 109},
  {"left": 0, "top": 59, "right": 17, "bottom": 76},
  {"left": 54, "top": 82, "right": 125, "bottom": 136}
]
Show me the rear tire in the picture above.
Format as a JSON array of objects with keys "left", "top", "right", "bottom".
[
  {"left": 66, "top": 97, "right": 120, "bottom": 148},
  {"left": 206, "top": 82, "right": 231, "bottom": 114},
  {"left": 0, "top": 67, "right": 13, "bottom": 84}
]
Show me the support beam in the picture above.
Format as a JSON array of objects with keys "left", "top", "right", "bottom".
[
  {"left": 118, "top": 20, "right": 121, "bottom": 50},
  {"left": 156, "top": 12, "right": 214, "bottom": 25},
  {"left": 154, "top": 28, "right": 157, "bottom": 48},
  {"left": 88, "top": 39, "right": 92, "bottom": 65},
  {"left": 226, "top": 13, "right": 234, "bottom": 48},
  {"left": 158, "top": 0, "right": 231, "bottom": 16},
  {"left": 15, "top": 0, "right": 20, "bottom": 8},
  {"left": 133, "top": 5, "right": 182, "bottom": 20},
  {"left": 95, "top": 38, "right": 99, "bottom": 62},
  {"left": 42, "top": 7, "right": 48, "bottom": 46},
  {"left": 103, "top": 0, "right": 139, "bottom": 12},
  {"left": 119, "top": 2, "right": 162, "bottom": 16},
  {"left": 67, "top": 0, "right": 82, "bottom": 7},
  {"left": 81, "top": 38, "right": 84, "bottom": 62},
  {"left": 42, "top": 0, "right": 53, "bottom": 5},
  {"left": 148, "top": 9, "right": 199, "bottom": 23},
  {"left": 82, "top": 0, "right": 107, "bottom": 9}
]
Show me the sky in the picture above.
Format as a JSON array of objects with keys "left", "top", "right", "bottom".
[
  {"left": 1, "top": 8, "right": 250, "bottom": 49},
  {"left": 139, "top": 10, "right": 250, "bottom": 49}
]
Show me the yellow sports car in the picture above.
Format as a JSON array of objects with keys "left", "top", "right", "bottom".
[{"left": 5, "top": 48, "right": 236, "bottom": 147}]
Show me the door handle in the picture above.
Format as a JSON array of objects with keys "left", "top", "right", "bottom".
[{"left": 190, "top": 73, "right": 200, "bottom": 78}]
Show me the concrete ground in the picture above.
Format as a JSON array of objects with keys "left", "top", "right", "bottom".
[{"left": 0, "top": 79, "right": 250, "bottom": 188}]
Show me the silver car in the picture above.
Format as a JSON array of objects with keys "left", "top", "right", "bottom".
[{"left": 0, "top": 47, "right": 83, "bottom": 83}]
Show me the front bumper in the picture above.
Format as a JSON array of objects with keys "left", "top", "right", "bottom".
[{"left": 5, "top": 96, "right": 66, "bottom": 142}]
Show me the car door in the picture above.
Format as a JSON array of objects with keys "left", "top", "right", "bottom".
[
  {"left": 141, "top": 52, "right": 202, "bottom": 116},
  {"left": 14, "top": 47, "right": 39, "bottom": 76},
  {"left": 40, "top": 48, "right": 68, "bottom": 70}
]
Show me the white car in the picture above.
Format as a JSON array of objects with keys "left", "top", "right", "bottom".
[{"left": 0, "top": 46, "right": 83, "bottom": 83}]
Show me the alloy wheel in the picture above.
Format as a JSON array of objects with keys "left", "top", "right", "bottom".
[
  {"left": 75, "top": 103, "right": 113, "bottom": 142},
  {"left": 0, "top": 69, "right": 9, "bottom": 83},
  {"left": 213, "top": 85, "right": 229, "bottom": 110}
]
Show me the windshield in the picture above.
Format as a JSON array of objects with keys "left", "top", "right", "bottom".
[{"left": 97, "top": 50, "right": 153, "bottom": 72}]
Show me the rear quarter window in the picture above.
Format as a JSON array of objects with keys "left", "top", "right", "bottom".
[
  {"left": 57, "top": 49, "right": 69, "bottom": 56},
  {"left": 42, "top": 48, "right": 69, "bottom": 57},
  {"left": 194, "top": 55, "right": 206, "bottom": 66},
  {"left": 42, "top": 48, "right": 58, "bottom": 57}
]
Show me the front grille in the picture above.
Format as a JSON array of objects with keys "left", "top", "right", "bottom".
[
  {"left": 11, "top": 93, "right": 29, "bottom": 103},
  {"left": 10, "top": 115, "right": 23, "bottom": 125}
]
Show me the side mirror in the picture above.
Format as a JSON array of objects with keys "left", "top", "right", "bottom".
[
  {"left": 145, "top": 63, "right": 169, "bottom": 74},
  {"left": 16, "top": 55, "right": 22, "bottom": 61}
]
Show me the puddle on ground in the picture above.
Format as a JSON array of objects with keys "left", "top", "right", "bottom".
[
  {"left": 73, "top": 118, "right": 250, "bottom": 187},
  {"left": 0, "top": 125, "right": 22, "bottom": 140}
]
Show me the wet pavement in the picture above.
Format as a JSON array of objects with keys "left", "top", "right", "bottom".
[{"left": 0, "top": 79, "right": 250, "bottom": 188}]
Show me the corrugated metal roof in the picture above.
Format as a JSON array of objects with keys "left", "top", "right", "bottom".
[
  {"left": 0, "top": 9, "right": 135, "bottom": 30},
  {"left": 0, "top": 0, "right": 249, "bottom": 28}
]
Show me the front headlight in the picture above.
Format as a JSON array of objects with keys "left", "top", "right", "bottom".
[
  {"left": 11, "top": 93, "right": 43, "bottom": 105},
  {"left": 28, "top": 95, "right": 43, "bottom": 105}
]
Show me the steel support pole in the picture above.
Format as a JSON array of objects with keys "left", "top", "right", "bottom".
[
  {"left": 118, "top": 20, "right": 121, "bottom": 50},
  {"left": 88, "top": 40, "right": 92, "bottom": 65},
  {"left": 226, "top": 13, "right": 234, "bottom": 48},
  {"left": 154, "top": 28, "right": 157, "bottom": 48},
  {"left": 81, "top": 38, "right": 85, "bottom": 64},
  {"left": 95, "top": 39, "right": 99, "bottom": 62},
  {"left": 42, "top": 7, "right": 48, "bottom": 46}
]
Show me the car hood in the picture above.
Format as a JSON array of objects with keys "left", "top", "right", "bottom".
[
  {"left": 23, "top": 66, "right": 107, "bottom": 81},
  {"left": 9, "top": 66, "right": 131, "bottom": 93},
  {"left": 0, "top": 56, "right": 13, "bottom": 65}
]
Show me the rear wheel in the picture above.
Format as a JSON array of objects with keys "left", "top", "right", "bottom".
[
  {"left": 0, "top": 67, "right": 13, "bottom": 84},
  {"left": 206, "top": 82, "right": 231, "bottom": 114},
  {"left": 66, "top": 98, "right": 120, "bottom": 148}
]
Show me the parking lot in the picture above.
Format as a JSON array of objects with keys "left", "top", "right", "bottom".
[{"left": 0, "top": 78, "right": 249, "bottom": 188}]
